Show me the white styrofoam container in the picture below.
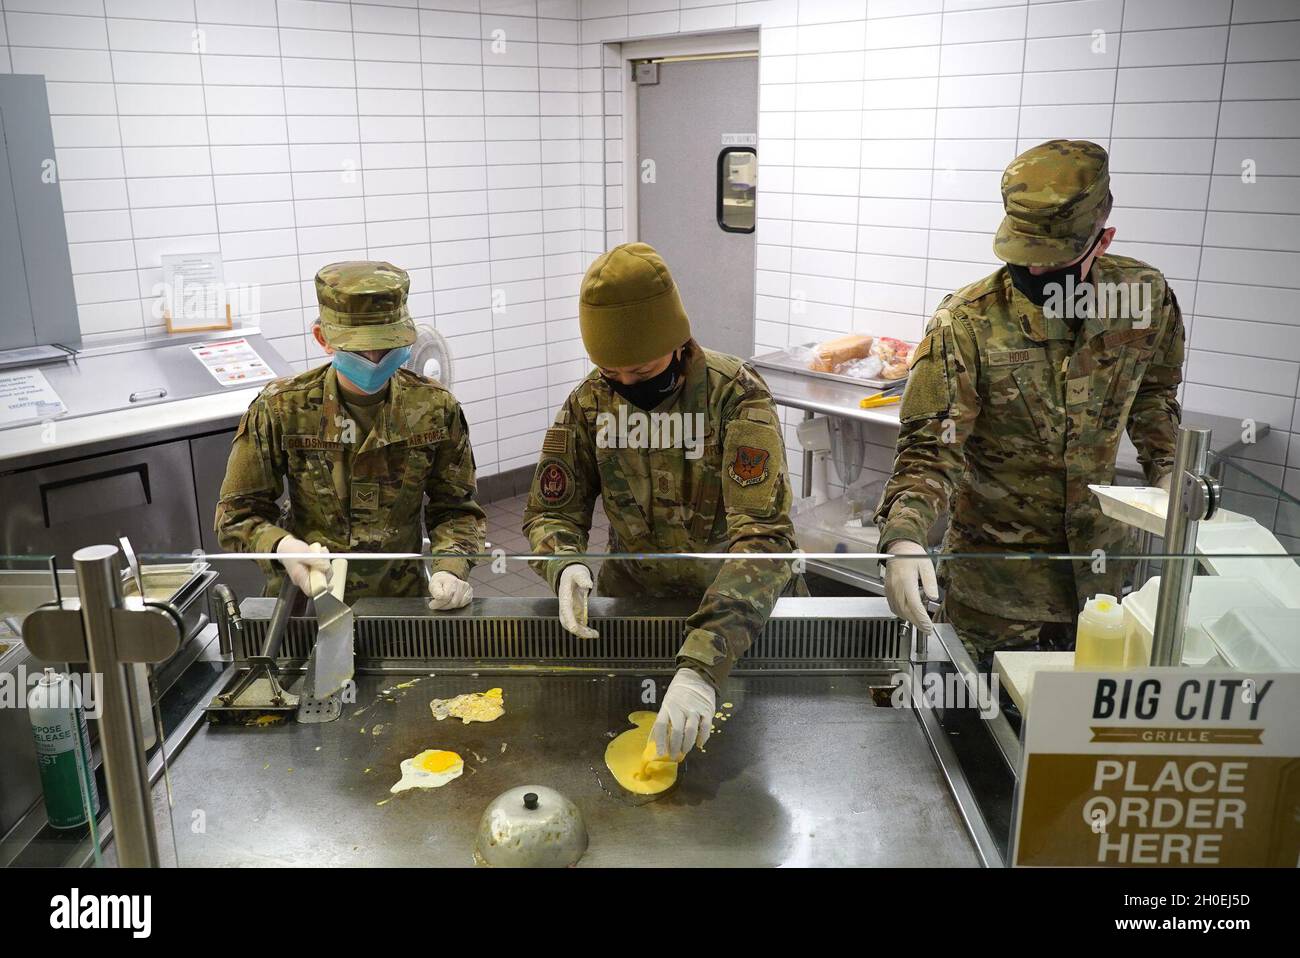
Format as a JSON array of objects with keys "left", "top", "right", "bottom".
[
  {"left": 1123, "top": 576, "right": 1281, "bottom": 667},
  {"left": 1088, "top": 484, "right": 1171, "bottom": 536},
  {"left": 1090, "top": 485, "right": 1300, "bottom": 610},
  {"left": 1203, "top": 608, "right": 1300, "bottom": 670}
]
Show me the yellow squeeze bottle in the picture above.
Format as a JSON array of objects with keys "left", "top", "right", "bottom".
[{"left": 1074, "top": 594, "right": 1126, "bottom": 670}]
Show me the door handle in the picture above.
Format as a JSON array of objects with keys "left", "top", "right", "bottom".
[{"left": 40, "top": 463, "right": 152, "bottom": 527}]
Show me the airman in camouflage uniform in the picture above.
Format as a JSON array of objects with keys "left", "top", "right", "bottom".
[
  {"left": 874, "top": 140, "right": 1185, "bottom": 665},
  {"left": 216, "top": 261, "right": 486, "bottom": 600},
  {"left": 523, "top": 243, "right": 800, "bottom": 693}
]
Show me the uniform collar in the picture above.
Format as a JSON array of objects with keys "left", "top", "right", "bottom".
[
  {"left": 680, "top": 343, "right": 708, "bottom": 412},
  {"left": 594, "top": 344, "right": 703, "bottom": 414},
  {"left": 320, "top": 366, "right": 345, "bottom": 443},
  {"left": 1006, "top": 257, "right": 1132, "bottom": 346},
  {"left": 1006, "top": 270, "right": 1075, "bottom": 343},
  {"left": 321, "top": 364, "right": 403, "bottom": 451}
]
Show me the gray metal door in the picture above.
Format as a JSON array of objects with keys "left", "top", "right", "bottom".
[
  {"left": 636, "top": 56, "right": 758, "bottom": 361},
  {"left": 0, "top": 76, "right": 80, "bottom": 350}
]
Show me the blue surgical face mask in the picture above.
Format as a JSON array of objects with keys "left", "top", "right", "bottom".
[{"left": 332, "top": 346, "right": 411, "bottom": 394}]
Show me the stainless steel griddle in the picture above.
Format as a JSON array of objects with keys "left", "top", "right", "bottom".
[{"left": 156, "top": 596, "right": 981, "bottom": 867}]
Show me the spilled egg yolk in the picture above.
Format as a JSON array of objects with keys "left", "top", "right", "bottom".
[{"left": 605, "top": 711, "right": 679, "bottom": 795}]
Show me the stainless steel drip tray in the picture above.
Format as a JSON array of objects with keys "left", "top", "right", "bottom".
[{"left": 231, "top": 595, "right": 909, "bottom": 672}]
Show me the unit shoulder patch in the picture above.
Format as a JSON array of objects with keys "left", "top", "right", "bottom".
[
  {"left": 728, "top": 445, "right": 771, "bottom": 487},
  {"left": 535, "top": 458, "right": 575, "bottom": 507}
]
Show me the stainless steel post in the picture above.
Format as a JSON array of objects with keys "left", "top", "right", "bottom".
[
  {"left": 1150, "top": 427, "right": 1212, "bottom": 667},
  {"left": 73, "top": 544, "right": 160, "bottom": 867},
  {"left": 1131, "top": 528, "right": 1153, "bottom": 591},
  {"left": 801, "top": 409, "right": 814, "bottom": 498}
]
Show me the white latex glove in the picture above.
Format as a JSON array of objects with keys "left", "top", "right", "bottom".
[
  {"left": 427, "top": 571, "right": 473, "bottom": 610},
  {"left": 883, "top": 539, "right": 938, "bottom": 634},
  {"left": 276, "top": 536, "right": 330, "bottom": 595},
  {"left": 651, "top": 668, "right": 716, "bottom": 761},
  {"left": 1156, "top": 471, "right": 1174, "bottom": 493},
  {"left": 557, "top": 564, "right": 598, "bottom": 639}
]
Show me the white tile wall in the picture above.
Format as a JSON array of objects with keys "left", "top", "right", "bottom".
[
  {"left": 4, "top": 0, "right": 1299, "bottom": 501},
  {"left": 587, "top": 0, "right": 1300, "bottom": 503},
  {"left": 0, "top": 0, "right": 597, "bottom": 477}
]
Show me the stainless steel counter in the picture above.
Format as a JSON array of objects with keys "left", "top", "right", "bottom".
[
  {"left": 138, "top": 595, "right": 980, "bottom": 867},
  {"left": 162, "top": 670, "right": 979, "bottom": 867}
]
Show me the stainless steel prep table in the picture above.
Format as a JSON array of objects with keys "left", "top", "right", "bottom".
[
  {"left": 755, "top": 361, "right": 1269, "bottom": 593},
  {"left": 0, "top": 328, "right": 294, "bottom": 602},
  {"left": 154, "top": 595, "right": 981, "bottom": 868},
  {"left": 754, "top": 361, "right": 1267, "bottom": 490}
]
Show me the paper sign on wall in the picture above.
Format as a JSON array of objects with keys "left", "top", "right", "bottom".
[
  {"left": 188, "top": 338, "right": 277, "bottom": 388},
  {"left": 0, "top": 368, "right": 67, "bottom": 426},
  {"left": 160, "top": 253, "right": 232, "bottom": 332},
  {"left": 1013, "top": 669, "right": 1299, "bottom": 867}
]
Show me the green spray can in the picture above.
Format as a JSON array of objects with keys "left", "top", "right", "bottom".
[{"left": 28, "top": 668, "right": 100, "bottom": 829}]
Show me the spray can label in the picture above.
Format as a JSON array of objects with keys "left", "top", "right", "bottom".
[{"left": 28, "top": 672, "right": 100, "bottom": 830}]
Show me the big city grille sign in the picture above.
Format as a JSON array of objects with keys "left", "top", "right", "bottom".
[{"left": 1013, "top": 670, "right": 1299, "bottom": 867}]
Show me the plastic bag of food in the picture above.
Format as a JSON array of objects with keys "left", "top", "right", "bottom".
[
  {"left": 872, "top": 337, "right": 914, "bottom": 380},
  {"left": 839, "top": 354, "right": 884, "bottom": 380},
  {"left": 807, "top": 334, "right": 873, "bottom": 372},
  {"left": 786, "top": 343, "right": 816, "bottom": 366}
]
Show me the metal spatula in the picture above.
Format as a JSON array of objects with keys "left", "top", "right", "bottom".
[{"left": 305, "top": 557, "right": 354, "bottom": 697}]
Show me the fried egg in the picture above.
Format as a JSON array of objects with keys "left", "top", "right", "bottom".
[{"left": 390, "top": 749, "right": 464, "bottom": 794}]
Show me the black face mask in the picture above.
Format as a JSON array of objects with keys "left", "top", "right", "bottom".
[
  {"left": 606, "top": 351, "right": 684, "bottom": 411},
  {"left": 1007, "top": 231, "right": 1105, "bottom": 308}
]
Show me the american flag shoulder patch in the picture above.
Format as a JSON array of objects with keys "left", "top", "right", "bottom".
[{"left": 541, "top": 427, "right": 570, "bottom": 455}]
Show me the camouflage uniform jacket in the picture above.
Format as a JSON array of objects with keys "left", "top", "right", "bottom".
[
  {"left": 216, "top": 364, "right": 486, "bottom": 599},
  {"left": 874, "top": 255, "right": 1185, "bottom": 620},
  {"left": 522, "top": 345, "right": 797, "bottom": 688}
]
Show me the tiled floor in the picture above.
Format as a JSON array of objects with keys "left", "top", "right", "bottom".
[{"left": 468, "top": 493, "right": 609, "bottom": 599}]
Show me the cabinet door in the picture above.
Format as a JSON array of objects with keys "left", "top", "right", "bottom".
[{"left": 0, "top": 439, "right": 201, "bottom": 563}]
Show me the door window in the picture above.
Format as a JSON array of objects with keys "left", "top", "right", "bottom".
[{"left": 717, "top": 148, "right": 756, "bottom": 233}]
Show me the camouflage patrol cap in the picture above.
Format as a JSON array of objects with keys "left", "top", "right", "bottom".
[
  {"left": 994, "top": 139, "right": 1111, "bottom": 268},
  {"left": 579, "top": 243, "right": 691, "bottom": 368},
  {"left": 314, "top": 261, "right": 416, "bottom": 350}
]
